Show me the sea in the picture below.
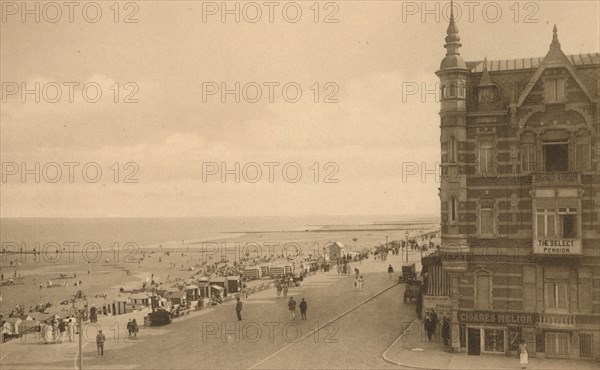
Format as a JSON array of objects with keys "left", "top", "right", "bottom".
[{"left": 0, "top": 215, "right": 438, "bottom": 250}]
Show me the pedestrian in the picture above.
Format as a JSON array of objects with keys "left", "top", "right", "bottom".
[
  {"left": 359, "top": 275, "right": 364, "bottom": 290},
  {"left": 441, "top": 316, "right": 450, "bottom": 346},
  {"left": 416, "top": 293, "right": 423, "bottom": 319},
  {"left": 96, "top": 329, "right": 106, "bottom": 356},
  {"left": 299, "top": 298, "right": 307, "bottom": 320},
  {"left": 241, "top": 286, "right": 247, "bottom": 300},
  {"left": 235, "top": 297, "right": 242, "bottom": 321},
  {"left": 57, "top": 319, "right": 66, "bottom": 343},
  {"left": 52, "top": 319, "right": 60, "bottom": 342},
  {"left": 354, "top": 278, "right": 359, "bottom": 291},
  {"left": 89, "top": 304, "right": 98, "bottom": 323},
  {"left": 276, "top": 282, "right": 282, "bottom": 297},
  {"left": 518, "top": 340, "right": 528, "bottom": 369},
  {"left": 288, "top": 297, "right": 296, "bottom": 320},
  {"left": 431, "top": 308, "right": 439, "bottom": 335},
  {"left": 424, "top": 312, "right": 436, "bottom": 342},
  {"left": 355, "top": 268, "right": 359, "bottom": 279},
  {"left": 387, "top": 264, "right": 394, "bottom": 280},
  {"left": 283, "top": 284, "right": 288, "bottom": 298},
  {"left": 67, "top": 317, "right": 75, "bottom": 342},
  {"left": 126, "top": 319, "right": 133, "bottom": 338},
  {"left": 132, "top": 319, "right": 138, "bottom": 339}
]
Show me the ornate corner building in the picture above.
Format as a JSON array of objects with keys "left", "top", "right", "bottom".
[{"left": 430, "top": 9, "right": 600, "bottom": 361}]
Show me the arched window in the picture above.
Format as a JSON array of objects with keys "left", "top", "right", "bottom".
[{"left": 521, "top": 132, "right": 536, "bottom": 173}]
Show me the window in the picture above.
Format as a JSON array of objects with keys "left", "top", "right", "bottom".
[
  {"left": 545, "top": 78, "right": 565, "bottom": 103},
  {"left": 521, "top": 143, "right": 536, "bottom": 172},
  {"left": 546, "top": 332, "right": 569, "bottom": 358},
  {"left": 536, "top": 207, "right": 578, "bottom": 239},
  {"left": 448, "top": 137, "right": 457, "bottom": 163},
  {"left": 450, "top": 196, "right": 457, "bottom": 224},
  {"left": 576, "top": 142, "right": 590, "bottom": 170},
  {"left": 522, "top": 266, "right": 536, "bottom": 310},
  {"left": 478, "top": 141, "right": 495, "bottom": 174},
  {"left": 536, "top": 209, "right": 556, "bottom": 237},
  {"left": 545, "top": 281, "right": 568, "bottom": 310},
  {"left": 580, "top": 334, "right": 593, "bottom": 358},
  {"left": 484, "top": 329, "right": 505, "bottom": 353},
  {"left": 444, "top": 84, "right": 466, "bottom": 99},
  {"left": 475, "top": 272, "right": 491, "bottom": 310},
  {"left": 543, "top": 143, "right": 569, "bottom": 172},
  {"left": 480, "top": 200, "right": 495, "bottom": 235}
]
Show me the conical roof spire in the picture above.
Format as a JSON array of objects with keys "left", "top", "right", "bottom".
[
  {"left": 440, "top": 0, "right": 466, "bottom": 70},
  {"left": 479, "top": 58, "right": 494, "bottom": 86},
  {"left": 550, "top": 24, "right": 561, "bottom": 50}
]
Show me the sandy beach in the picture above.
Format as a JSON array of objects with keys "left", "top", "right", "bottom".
[{"left": 0, "top": 221, "right": 439, "bottom": 320}]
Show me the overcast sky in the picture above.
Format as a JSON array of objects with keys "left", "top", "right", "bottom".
[{"left": 1, "top": 0, "right": 599, "bottom": 217}]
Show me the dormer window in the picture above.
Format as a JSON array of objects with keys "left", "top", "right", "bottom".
[{"left": 544, "top": 78, "right": 565, "bottom": 103}]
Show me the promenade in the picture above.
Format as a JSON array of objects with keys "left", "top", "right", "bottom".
[{"left": 1, "top": 253, "right": 415, "bottom": 369}]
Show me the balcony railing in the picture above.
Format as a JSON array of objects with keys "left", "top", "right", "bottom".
[
  {"left": 539, "top": 313, "right": 577, "bottom": 327},
  {"left": 532, "top": 172, "right": 581, "bottom": 186}
]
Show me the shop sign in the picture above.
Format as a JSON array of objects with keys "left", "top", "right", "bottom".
[
  {"left": 458, "top": 311, "right": 537, "bottom": 325},
  {"left": 533, "top": 239, "right": 581, "bottom": 255}
]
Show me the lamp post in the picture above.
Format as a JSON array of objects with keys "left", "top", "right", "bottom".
[
  {"left": 77, "top": 311, "right": 83, "bottom": 370},
  {"left": 405, "top": 231, "right": 409, "bottom": 262}
]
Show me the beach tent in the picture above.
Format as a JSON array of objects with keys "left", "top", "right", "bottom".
[{"left": 104, "top": 300, "right": 128, "bottom": 315}]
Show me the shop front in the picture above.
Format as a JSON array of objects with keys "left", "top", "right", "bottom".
[{"left": 458, "top": 311, "right": 538, "bottom": 356}]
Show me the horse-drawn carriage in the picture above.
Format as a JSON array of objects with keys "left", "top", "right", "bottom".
[
  {"left": 399, "top": 263, "right": 423, "bottom": 303},
  {"left": 399, "top": 263, "right": 417, "bottom": 283}
]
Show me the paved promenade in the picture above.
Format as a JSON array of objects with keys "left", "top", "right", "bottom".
[{"left": 1, "top": 253, "right": 415, "bottom": 369}]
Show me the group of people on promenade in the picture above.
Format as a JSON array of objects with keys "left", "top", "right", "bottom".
[
  {"left": 41, "top": 316, "right": 76, "bottom": 344},
  {"left": 235, "top": 296, "right": 308, "bottom": 321}
]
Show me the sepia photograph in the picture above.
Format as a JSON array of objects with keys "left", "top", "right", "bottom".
[{"left": 0, "top": 0, "right": 599, "bottom": 369}]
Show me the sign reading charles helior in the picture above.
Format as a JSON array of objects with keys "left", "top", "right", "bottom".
[
  {"left": 458, "top": 311, "right": 538, "bottom": 325},
  {"left": 533, "top": 239, "right": 582, "bottom": 255}
]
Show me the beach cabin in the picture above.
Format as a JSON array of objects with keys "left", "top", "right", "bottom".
[
  {"left": 259, "top": 265, "right": 270, "bottom": 277},
  {"left": 226, "top": 277, "right": 241, "bottom": 293},
  {"left": 196, "top": 278, "right": 211, "bottom": 298},
  {"left": 210, "top": 285, "right": 225, "bottom": 299},
  {"left": 185, "top": 284, "right": 199, "bottom": 301},
  {"left": 129, "top": 292, "right": 151, "bottom": 306},
  {"left": 327, "top": 242, "right": 346, "bottom": 261},
  {"left": 210, "top": 277, "right": 229, "bottom": 296},
  {"left": 244, "top": 266, "right": 262, "bottom": 280},
  {"left": 269, "top": 264, "right": 292, "bottom": 278},
  {"left": 103, "top": 299, "right": 128, "bottom": 315},
  {"left": 169, "top": 290, "right": 187, "bottom": 306}
]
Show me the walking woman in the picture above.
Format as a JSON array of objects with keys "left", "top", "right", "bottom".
[{"left": 518, "top": 340, "right": 528, "bottom": 369}]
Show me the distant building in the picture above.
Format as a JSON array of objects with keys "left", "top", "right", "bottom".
[
  {"left": 432, "top": 8, "right": 599, "bottom": 361},
  {"left": 327, "top": 242, "right": 346, "bottom": 261}
]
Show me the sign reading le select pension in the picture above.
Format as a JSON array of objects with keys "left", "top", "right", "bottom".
[{"left": 534, "top": 239, "right": 581, "bottom": 255}]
